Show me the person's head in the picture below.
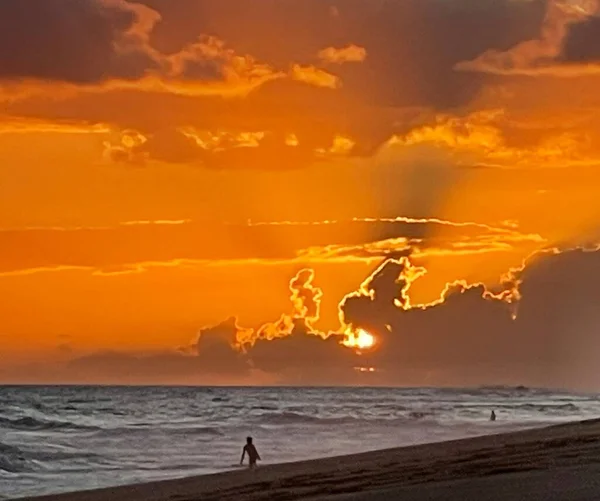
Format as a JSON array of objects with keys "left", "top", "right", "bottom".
[{"left": 246, "top": 436, "right": 253, "bottom": 445}]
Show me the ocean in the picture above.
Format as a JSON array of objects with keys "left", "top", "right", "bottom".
[{"left": 1, "top": 385, "right": 598, "bottom": 499}]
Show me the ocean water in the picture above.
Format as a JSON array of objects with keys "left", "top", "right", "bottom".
[{"left": 1, "top": 386, "right": 599, "bottom": 499}]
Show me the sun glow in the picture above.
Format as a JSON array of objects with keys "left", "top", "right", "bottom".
[{"left": 343, "top": 329, "right": 376, "bottom": 350}]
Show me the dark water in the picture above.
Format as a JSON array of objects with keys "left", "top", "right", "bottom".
[{"left": 1, "top": 386, "right": 598, "bottom": 499}]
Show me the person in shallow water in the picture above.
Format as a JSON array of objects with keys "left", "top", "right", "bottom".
[
  {"left": 240, "top": 436, "right": 261, "bottom": 468},
  {"left": 490, "top": 410, "right": 497, "bottom": 421}
]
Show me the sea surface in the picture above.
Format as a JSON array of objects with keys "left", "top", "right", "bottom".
[{"left": 1, "top": 386, "right": 599, "bottom": 499}]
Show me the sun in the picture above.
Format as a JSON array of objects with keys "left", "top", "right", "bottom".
[{"left": 343, "top": 329, "right": 376, "bottom": 350}]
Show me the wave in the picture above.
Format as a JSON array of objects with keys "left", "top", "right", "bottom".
[
  {"left": 175, "top": 426, "right": 224, "bottom": 436},
  {"left": 0, "top": 441, "right": 26, "bottom": 474},
  {"left": 256, "top": 411, "right": 354, "bottom": 425},
  {"left": 491, "top": 403, "right": 580, "bottom": 413},
  {"left": 0, "top": 439, "right": 104, "bottom": 474},
  {"left": 0, "top": 415, "right": 98, "bottom": 432},
  {"left": 92, "top": 424, "right": 224, "bottom": 438},
  {"left": 251, "top": 404, "right": 580, "bottom": 428},
  {"left": 254, "top": 410, "right": 440, "bottom": 427},
  {"left": 477, "top": 385, "right": 531, "bottom": 392}
]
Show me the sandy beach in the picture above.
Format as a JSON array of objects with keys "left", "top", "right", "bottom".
[{"left": 15, "top": 419, "right": 600, "bottom": 501}]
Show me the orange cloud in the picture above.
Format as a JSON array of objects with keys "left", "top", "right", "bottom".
[
  {"left": 393, "top": 109, "right": 600, "bottom": 168},
  {"left": 0, "top": 117, "right": 111, "bottom": 135},
  {"left": 0, "top": 217, "right": 548, "bottom": 277},
  {"left": 166, "top": 35, "right": 285, "bottom": 90},
  {"left": 104, "top": 126, "right": 361, "bottom": 167},
  {"left": 318, "top": 44, "right": 367, "bottom": 64},
  {"left": 234, "top": 268, "right": 327, "bottom": 347},
  {"left": 289, "top": 64, "right": 341, "bottom": 89}
]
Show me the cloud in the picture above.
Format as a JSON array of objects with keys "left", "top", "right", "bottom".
[
  {"left": 168, "top": 36, "right": 273, "bottom": 81},
  {"left": 104, "top": 128, "right": 325, "bottom": 169},
  {"left": 241, "top": 268, "right": 325, "bottom": 347},
  {"left": 318, "top": 45, "right": 367, "bottom": 64},
  {"left": 0, "top": 1, "right": 343, "bottom": 99},
  {"left": 8, "top": 1, "right": 590, "bottom": 175},
  {"left": 106, "top": 128, "right": 200, "bottom": 164},
  {"left": 332, "top": 246, "right": 600, "bottom": 387},
  {"left": 560, "top": 14, "right": 600, "bottom": 62},
  {"left": 0, "top": 0, "right": 161, "bottom": 84},
  {"left": 3, "top": 0, "right": 600, "bottom": 390},
  {"left": 289, "top": 65, "right": 341, "bottom": 89},
  {"left": 1, "top": 0, "right": 548, "bottom": 132},
  {"left": 393, "top": 109, "right": 600, "bottom": 168},
  {"left": 194, "top": 317, "right": 251, "bottom": 374},
  {"left": 339, "top": 256, "right": 419, "bottom": 337},
  {"left": 289, "top": 268, "right": 323, "bottom": 322},
  {"left": 456, "top": 0, "right": 600, "bottom": 77},
  {"left": 0, "top": 218, "right": 545, "bottom": 276},
  {"left": 29, "top": 247, "right": 600, "bottom": 389},
  {"left": 138, "top": 0, "right": 544, "bottom": 107},
  {"left": 247, "top": 329, "right": 354, "bottom": 384},
  {"left": 0, "top": 117, "right": 111, "bottom": 135}
]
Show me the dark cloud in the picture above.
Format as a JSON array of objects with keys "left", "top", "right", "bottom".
[
  {"left": 247, "top": 324, "right": 355, "bottom": 384},
  {"left": 66, "top": 352, "right": 203, "bottom": 380},
  {"left": 454, "top": 0, "right": 600, "bottom": 77},
  {"left": 0, "top": 0, "right": 553, "bottom": 175},
  {"left": 340, "top": 257, "right": 414, "bottom": 338},
  {"left": 48, "top": 248, "right": 600, "bottom": 389},
  {"left": 345, "top": 0, "right": 544, "bottom": 109},
  {"left": 338, "top": 247, "right": 600, "bottom": 388},
  {"left": 0, "top": 0, "right": 157, "bottom": 83},
  {"left": 138, "top": 0, "right": 546, "bottom": 108},
  {"left": 194, "top": 317, "right": 250, "bottom": 375},
  {"left": 115, "top": 129, "right": 317, "bottom": 170},
  {"left": 1, "top": 0, "right": 548, "bottom": 159},
  {"left": 132, "top": 129, "right": 203, "bottom": 164},
  {"left": 511, "top": 248, "right": 600, "bottom": 385},
  {"left": 0, "top": 0, "right": 281, "bottom": 91},
  {"left": 560, "top": 16, "right": 600, "bottom": 63},
  {"left": 63, "top": 317, "right": 250, "bottom": 383}
]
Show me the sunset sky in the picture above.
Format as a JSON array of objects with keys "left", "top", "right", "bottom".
[{"left": 2, "top": 0, "right": 600, "bottom": 389}]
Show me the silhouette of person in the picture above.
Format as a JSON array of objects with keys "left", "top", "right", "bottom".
[
  {"left": 490, "top": 410, "right": 497, "bottom": 421},
  {"left": 240, "top": 436, "right": 261, "bottom": 468}
]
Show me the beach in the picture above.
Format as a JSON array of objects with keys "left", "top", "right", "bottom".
[
  {"left": 6, "top": 385, "right": 592, "bottom": 498},
  {"left": 15, "top": 419, "right": 600, "bottom": 501}
]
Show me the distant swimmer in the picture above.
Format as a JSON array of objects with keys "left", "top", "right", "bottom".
[
  {"left": 240, "top": 436, "right": 261, "bottom": 468},
  {"left": 490, "top": 410, "right": 497, "bottom": 421}
]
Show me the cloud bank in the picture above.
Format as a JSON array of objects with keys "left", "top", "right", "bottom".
[
  {"left": 7, "top": 0, "right": 599, "bottom": 171},
  {"left": 13, "top": 247, "right": 600, "bottom": 390}
]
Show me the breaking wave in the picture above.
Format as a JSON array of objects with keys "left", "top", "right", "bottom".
[
  {"left": 253, "top": 410, "right": 441, "bottom": 427},
  {"left": 0, "top": 440, "right": 102, "bottom": 474},
  {"left": 0, "top": 415, "right": 98, "bottom": 432}
]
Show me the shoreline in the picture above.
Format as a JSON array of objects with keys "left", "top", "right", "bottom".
[{"left": 15, "top": 419, "right": 600, "bottom": 501}]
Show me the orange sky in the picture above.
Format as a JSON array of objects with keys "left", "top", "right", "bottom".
[{"left": 1, "top": 0, "right": 600, "bottom": 389}]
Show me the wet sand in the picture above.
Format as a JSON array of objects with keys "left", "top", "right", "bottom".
[{"left": 16, "top": 419, "right": 600, "bottom": 501}]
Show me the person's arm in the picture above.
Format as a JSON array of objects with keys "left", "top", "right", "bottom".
[{"left": 240, "top": 446, "right": 246, "bottom": 465}]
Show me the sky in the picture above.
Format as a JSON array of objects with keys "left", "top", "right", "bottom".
[{"left": 1, "top": 0, "right": 600, "bottom": 389}]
